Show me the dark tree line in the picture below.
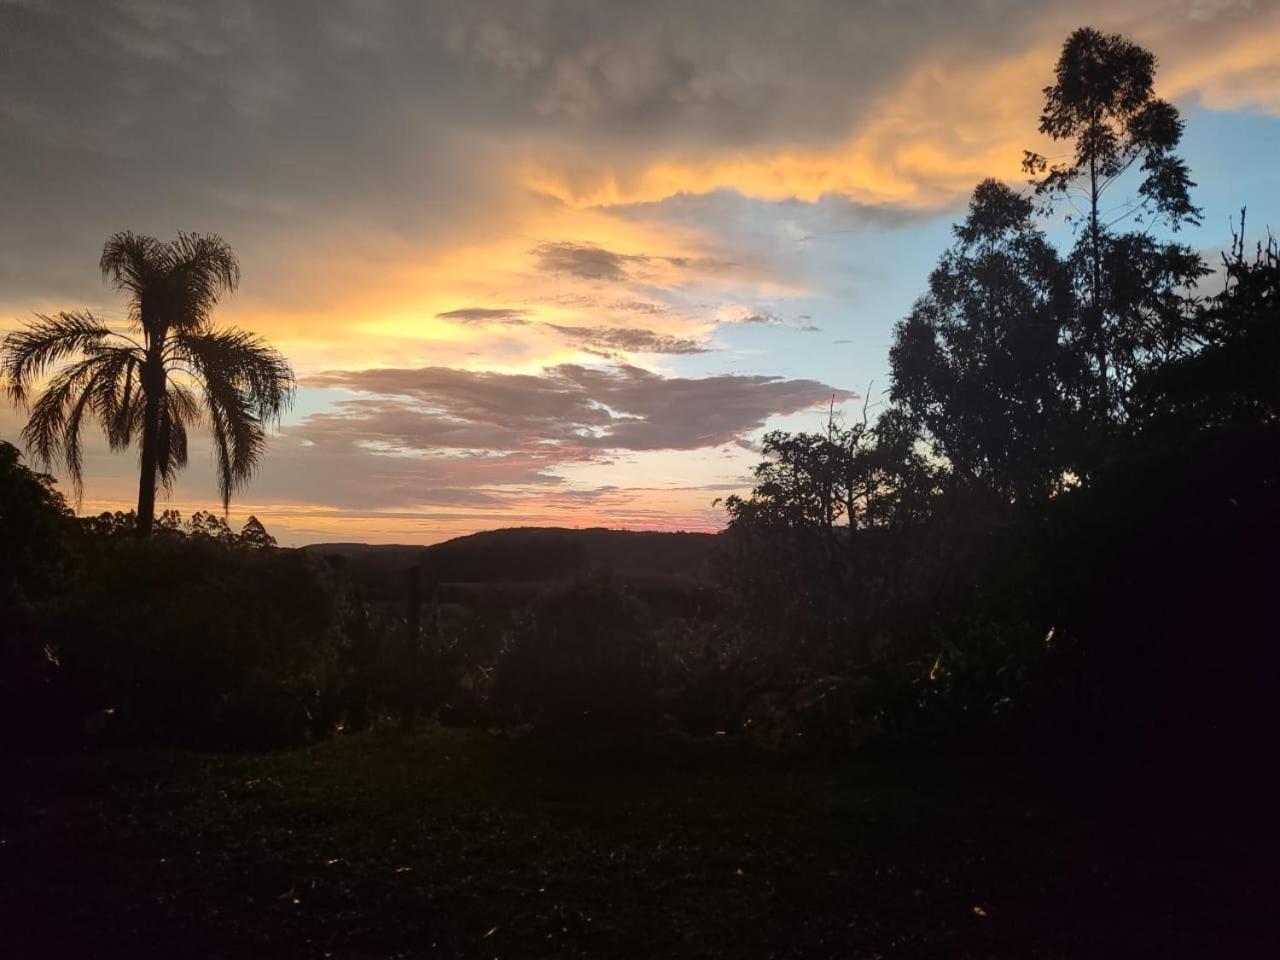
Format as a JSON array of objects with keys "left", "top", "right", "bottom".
[
  {"left": 1, "top": 27, "right": 1275, "bottom": 756},
  {"left": 718, "top": 27, "right": 1279, "bottom": 749}
]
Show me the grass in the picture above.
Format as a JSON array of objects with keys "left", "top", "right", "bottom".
[{"left": 2, "top": 726, "right": 1270, "bottom": 958}]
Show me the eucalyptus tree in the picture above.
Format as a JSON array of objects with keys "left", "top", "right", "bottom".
[
  {"left": 1023, "top": 27, "right": 1207, "bottom": 420},
  {"left": 890, "top": 180, "right": 1080, "bottom": 503},
  {"left": 2, "top": 232, "right": 294, "bottom": 537}
]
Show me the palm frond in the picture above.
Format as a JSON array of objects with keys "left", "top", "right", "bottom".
[
  {"left": 84, "top": 346, "right": 146, "bottom": 452},
  {"left": 164, "top": 233, "right": 240, "bottom": 331},
  {"left": 100, "top": 232, "right": 163, "bottom": 326},
  {"left": 102, "top": 351, "right": 140, "bottom": 449},
  {"left": 166, "top": 381, "right": 202, "bottom": 426},
  {"left": 155, "top": 393, "right": 190, "bottom": 492},
  {"left": 18, "top": 352, "right": 125, "bottom": 498},
  {"left": 172, "top": 326, "right": 290, "bottom": 508},
  {"left": 155, "top": 383, "right": 200, "bottom": 491},
  {"left": 171, "top": 327, "right": 295, "bottom": 422},
  {"left": 203, "top": 372, "right": 267, "bottom": 509},
  {"left": 2, "top": 311, "right": 116, "bottom": 407}
]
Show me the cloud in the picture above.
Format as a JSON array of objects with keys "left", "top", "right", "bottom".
[
  {"left": 717, "top": 308, "right": 818, "bottom": 332},
  {"left": 2, "top": 0, "right": 1275, "bottom": 543},
  {"left": 530, "top": 240, "right": 733, "bottom": 283},
  {"left": 532, "top": 241, "right": 643, "bottom": 281},
  {"left": 4, "top": 0, "right": 1270, "bottom": 321},
  {"left": 303, "top": 363, "right": 852, "bottom": 456},
  {"left": 436, "top": 307, "right": 530, "bottom": 325},
  {"left": 434, "top": 306, "right": 708, "bottom": 355},
  {"left": 541, "top": 323, "right": 708, "bottom": 355}
]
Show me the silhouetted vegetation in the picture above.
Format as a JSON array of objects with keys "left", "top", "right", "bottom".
[
  {"left": 1, "top": 25, "right": 1276, "bottom": 957},
  {"left": 1, "top": 232, "right": 294, "bottom": 537},
  {"left": 3, "top": 28, "right": 1275, "bottom": 758}
]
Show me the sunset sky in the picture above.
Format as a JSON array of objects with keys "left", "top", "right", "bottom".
[{"left": 2, "top": 0, "right": 1278, "bottom": 544}]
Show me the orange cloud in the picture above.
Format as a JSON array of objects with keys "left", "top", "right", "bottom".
[
  {"left": 1159, "top": 23, "right": 1280, "bottom": 114},
  {"left": 520, "top": 10, "right": 1280, "bottom": 212},
  {"left": 201, "top": 184, "right": 798, "bottom": 378},
  {"left": 520, "top": 48, "right": 1052, "bottom": 209}
]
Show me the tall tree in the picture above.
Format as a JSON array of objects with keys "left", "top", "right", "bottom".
[
  {"left": 1, "top": 232, "right": 294, "bottom": 537},
  {"left": 890, "top": 180, "right": 1079, "bottom": 503},
  {"left": 1023, "top": 27, "right": 1206, "bottom": 421}
]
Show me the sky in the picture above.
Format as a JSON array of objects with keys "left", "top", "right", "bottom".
[{"left": 1, "top": 0, "right": 1278, "bottom": 545}]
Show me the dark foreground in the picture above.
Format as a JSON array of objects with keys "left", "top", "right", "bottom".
[{"left": 2, "top": 728, "right": 1273, "bottom": 958}]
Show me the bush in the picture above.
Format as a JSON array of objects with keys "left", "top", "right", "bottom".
[
  {"left": 0, "top": 441, "right": 80, "bottom": 752},
  {"left": 45, "top": 520, "right": 345, "bottom": 750},
  {"left": 493, "top": 576, "right": 657, "bottom": 729}
]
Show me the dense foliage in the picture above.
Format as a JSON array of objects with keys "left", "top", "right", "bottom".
[
  {"left": 715, "top": 29, "right": 1279, "bottom": 753},
  {"left": 1, "top": 27, "right": 1275, "bottom": 763}
]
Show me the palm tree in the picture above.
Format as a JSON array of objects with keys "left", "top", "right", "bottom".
[{"left": 1, "top": 232, "right": 294, "bottom": 537}]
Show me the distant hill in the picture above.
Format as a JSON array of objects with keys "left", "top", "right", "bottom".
[{"left": 303, "top": 527, "right": 720, "bottom": 597}]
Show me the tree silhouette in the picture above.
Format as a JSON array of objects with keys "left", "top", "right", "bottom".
[
  {"left": 890, "top": 180, "right": 1080, "bottom": 502},
  {"left": 721, "top": 407, "right": 931, "bottom": 536},
  {"left": 1023, "top": 27, "right": 1206, "bottom": 420},
  {"left": 1, "top": 232, "right": 294, "bottom": 536}
]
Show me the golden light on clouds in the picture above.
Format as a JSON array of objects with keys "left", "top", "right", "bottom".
[
  {"left": 1160, "top": 28, "right": 1280, "bottom": 113},
  {"left": 3, "top": 0, "right": 1277, "bottom": 544},
  {"left": 211, "top": 184, "right": 795, "bottom": 378},
  {"left": 520, "top": 49, "right": 1053, "bottom": 210},
  {"left": 520, "top": 13, "right": 1280, "bottom": 213}
]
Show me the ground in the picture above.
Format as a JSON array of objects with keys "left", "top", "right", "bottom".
[{"left": 1, "top": 727, "right": 1271, "bottom": 958}]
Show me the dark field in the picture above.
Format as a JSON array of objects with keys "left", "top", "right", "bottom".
[{"left": 3, "top": 730, "right": 1271, "bottom": 958}]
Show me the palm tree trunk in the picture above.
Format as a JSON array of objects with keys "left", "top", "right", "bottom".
[{"left": 135, "top": 356, "right": 163, "bottom": 538}]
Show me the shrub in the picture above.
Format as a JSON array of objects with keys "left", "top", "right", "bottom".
[
  {"left": 48, "top": 522, "right": 345, "bottom": 750},
  {"left": 493, "top": 576, "right": 656, "bottom": 729}
]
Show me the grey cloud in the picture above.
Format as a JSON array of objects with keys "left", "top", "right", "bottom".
[
  {"left": 445, "top": 1, "right": 1050, "bottom": 146},
  {"left": 434, "top": 303, "right": 709, "bottom": 357},
  {"left": 611, "top": 299, "right": 669, "bottom": 315},
  {"left": 436, "top": 307, "right": 531, "bottom": 325},
  {"left": 542, "top": 323, "right": 708, "bottom": 355},
  {"left": 532, "top": 241, "right": 644, "bottom": 281},
  {"left": 1, "top": 0, "right": 1220, "bottom": 309},
  {"left": 736, "top": 312, "right": 781, "bottom": 326},
  {"left": 722, "top": 310, "right": 819, "bottom": 332},
  {"left": 532, "top": 241, "right": 735, "bottom": 282},
  {"left": 302, "top": 362, "right": 852, "bottom": 456},
  {"left": 250, "top": 443, "right": 565, "bottom": 510},
  {"left": 612, "top": 183, "right": 958, "bottom": 235}
]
